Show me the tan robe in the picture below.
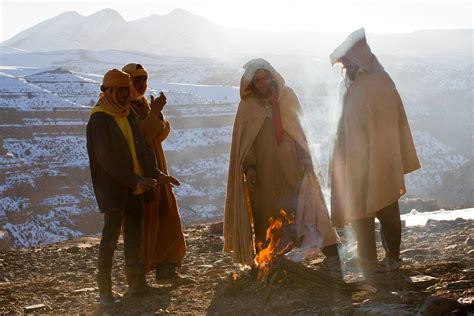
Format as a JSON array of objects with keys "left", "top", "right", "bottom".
[
  {"left": 131, "top": 99, "right": 186, "bottom": 271},
  {"left": 244, "top": 116, "right": 306, "bottom": 244},
  {"left": 329, "top": 33, "right": 421, "bottom": 227},
  {"left": 224, "top": 59, "right": 339, "bottom": 264}
]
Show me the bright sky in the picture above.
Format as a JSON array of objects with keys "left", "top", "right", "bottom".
[{"left": 0, "top": 0, "right": 472, "bottom": 42}]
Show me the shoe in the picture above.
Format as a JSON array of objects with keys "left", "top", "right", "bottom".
[
  {"left": 97, "top": 271, "right": 117, "bottom": 307},
  {"left": 99, "top": 293, "right": 118, "bottom": 307},
  {"left": 155, "top": 262, "right": 178, "bottom": 281},
  {"left": 376, "top": 257, "right": 401, "bottom": 272},
  {"left": 124, "top": 275, "right": 156, "bottom": 297},
  {"left": 124, "top": 283, "right": 156, "bottom": 297}
]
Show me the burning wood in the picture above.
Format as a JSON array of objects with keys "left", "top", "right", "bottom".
[
  {"left": 253, "top": 209, "right": 361, "bottom": 302},
  {"left": 254, "top": 209, "right": 296, "bottom": 283}
]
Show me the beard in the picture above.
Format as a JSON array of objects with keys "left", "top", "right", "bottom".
[{"left": 251, "top": 81, "right": 276, "bottom": 99}]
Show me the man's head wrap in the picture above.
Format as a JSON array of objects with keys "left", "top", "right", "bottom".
[
  {"left": 122, "top": 63, "right": 149, "bottom": 100},
  {"left": 101, "top": 69, "right": 131, "bottom": 89},
  {"left": 93, "top": 69, "right": 130, "bottom": 117}
]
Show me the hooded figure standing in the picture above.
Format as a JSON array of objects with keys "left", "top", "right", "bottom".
[
  {"left": 224, "top": 58, "right": 340, "bottom": 265},
  {"left": 329, "top": 29, "right": 421, "bottom": 271},
  {"left": 87, "top": 69, "right": 180, "bottom": 305},
  {"left": 122, "top": 63, "right": 186, "bottom": 281}
]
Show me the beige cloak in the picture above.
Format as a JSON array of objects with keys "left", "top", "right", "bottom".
[
  {"left": 224, "top": 59, "right": 339, "bottom": 264},
  {"left": 329, "top": 29, "right": 421, "bottom": 227}
]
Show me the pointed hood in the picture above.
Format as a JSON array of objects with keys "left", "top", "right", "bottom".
[{"left": 330, "top": 28, "right": 374, "bottom": 73}]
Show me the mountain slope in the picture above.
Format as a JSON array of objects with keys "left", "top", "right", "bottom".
[
  {"left": 2, "top": 9, "right": 148, "bottom": 52},
  {"left": 2, "top": 9, "right": 472, "bottom": 58}
]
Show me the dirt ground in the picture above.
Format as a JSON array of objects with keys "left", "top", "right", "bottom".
[{"left": 0, "top": 218, "right": 473, "bottom": 315}]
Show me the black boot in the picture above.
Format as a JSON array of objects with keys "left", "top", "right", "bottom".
[
  {"left": 97, "top": 247, "right": 118, "bottom": 307},
  {"left": 320, "top": 244, "right": 344, "bottom": 280},
  {"left": 155, "top": 262, "right": 177, "bottom": 281},
  {"left": 125, "top": 269, "right": 155, "bottom": 297},
  {"left": 97, "top": 272, "right": 117, "bottom": 307},
  {"left": 156, "top": 262, "right": 195, "bottom": 285}
]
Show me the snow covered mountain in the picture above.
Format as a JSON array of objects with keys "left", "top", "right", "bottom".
[
  {"left": 2, "top": 9, "right": 148, "bottom": 52},
  {"left": 0, "top": 48, "right": 472, "bottom": 248},
  {"left": 2, "top": 9, "right": 472, "bottom": 59}
]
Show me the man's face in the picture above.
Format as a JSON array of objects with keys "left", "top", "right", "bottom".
[
  {"left": 341, "top": 57, "right": 359, "bottom": 81},
  {"left": 114, "top": 86, "right": 130, "bottom": 106},
  {"left": 133, "top": 75, "right": 148, "bottom": 95},
  {"left": 252, "top": 69, "right": 272, "bottom": 96}
]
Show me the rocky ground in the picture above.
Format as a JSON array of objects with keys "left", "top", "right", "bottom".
[{"left": 0, "top": 218, "right": 473, "bottom": 315}]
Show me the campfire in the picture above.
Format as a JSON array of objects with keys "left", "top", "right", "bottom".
[
  {"left": 252, "top": 209, "right": 362, "bottom": 301},
  {"left": 254, "top": 209, "right": 296, "bottom": 283}
]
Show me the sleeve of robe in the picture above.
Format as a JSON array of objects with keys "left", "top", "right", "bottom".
[
  {"left": 143, "top": 137, "right": 165, "bottom": 180},
  {"left": 140, "top": 107, "right": 171, "bottom": 144},
  {"left": 296, "top": 142, "right": 312, "bottom": 169}
]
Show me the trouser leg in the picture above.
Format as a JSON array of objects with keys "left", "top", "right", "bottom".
[
  {"left": 123, "top": 196, "right": 146, "bottom": 288},
  {"left": 97, "top": 211, "right": 123, "bottom": 298},
  {"left": 351, "top": 217, "right": 377, "bottom": 264},
  {"left": 376, "top": 201, "right": 401, "bottom": 260}
]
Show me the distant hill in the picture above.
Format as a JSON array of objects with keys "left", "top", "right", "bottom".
[{"left": 2, "top": 8, "right": 472, "bottom": 58}]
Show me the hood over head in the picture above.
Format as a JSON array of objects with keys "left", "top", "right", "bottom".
[
  {"left": 240, "top": 58, "right": 286, "bottom": 99},
  {"left": 330, "top": 28, "right": 374, "bottom": 72}
]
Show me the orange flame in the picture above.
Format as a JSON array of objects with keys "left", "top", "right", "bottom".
[
  {"left": 231, "top": 272, "right": 239, "bottom": 281},
  {"left": 254, "top": 209, "right": 295, "bottom": 282}
]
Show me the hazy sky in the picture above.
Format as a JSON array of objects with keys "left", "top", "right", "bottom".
[{"left": 1, "top": 0, "right": 472, "bottom": 42}]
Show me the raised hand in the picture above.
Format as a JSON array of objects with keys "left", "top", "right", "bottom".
[{"left": 150, "top": 92, "right": 167, "bottom": 112}]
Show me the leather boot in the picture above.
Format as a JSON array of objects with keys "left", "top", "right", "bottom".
[
  {"left": 97, "top": 272, "right": 116, "bottom": 306},
  {"left": 97, "top": 248, "right": 117, "bottom": 306},
  {"left": 155, "top": 262, "right": 195, "bottom": 285},
  {"left": 124, "top": 268, "right": 155, "bottom": 297},
  {"left": 155, "top": 262, "right": 177, "bottom": 281}
]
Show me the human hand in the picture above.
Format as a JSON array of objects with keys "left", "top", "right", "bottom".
[
  {"left": 150, "top": 92, "right": 167, "bottom": 112},
  {"left": 157, "top": 174, "right": 181, "bottom": 187},
  {"left": 137, "top": 177, "right": 157, "bottom": 191},
  {"left": 244, "top": 167, "right": 256, "bottom": 191}
]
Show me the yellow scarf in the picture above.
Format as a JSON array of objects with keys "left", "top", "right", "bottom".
[
  {"left": 90, "top": 92, "right": 145, "bottom": 194},
  {"left": 93, "top": 90, "right": 130, "bottom": 117}
]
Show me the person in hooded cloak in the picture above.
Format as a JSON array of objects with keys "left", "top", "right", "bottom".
[
  {"left": 224, "top": 58, "right": 340, "bottom": 266},
  {"left": 329, "top": 29, "right": 421, "bottom": 272}
]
